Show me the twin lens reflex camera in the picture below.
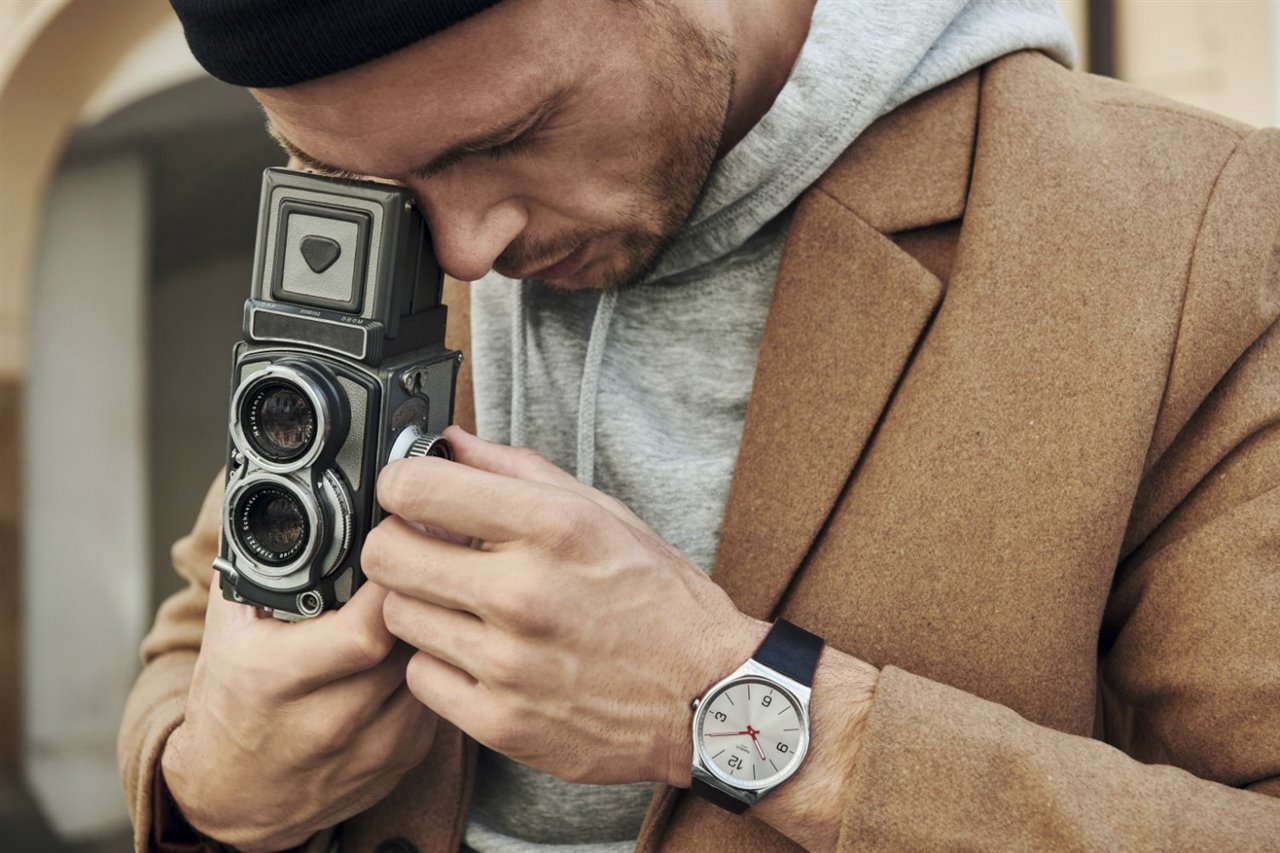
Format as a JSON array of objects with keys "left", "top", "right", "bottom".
[{"left": 214, "top": 168, "right": 460, "bottom": 620}]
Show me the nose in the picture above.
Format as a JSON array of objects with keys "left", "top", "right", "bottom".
[{"left": 410, "top": 177, "right": 527, "bottom": 282}]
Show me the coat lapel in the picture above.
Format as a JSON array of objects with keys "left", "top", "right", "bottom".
[{"left": 712, "top": 69, "right": 979, "bottom": 620}]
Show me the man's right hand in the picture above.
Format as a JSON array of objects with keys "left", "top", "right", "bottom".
[{"left": 159, "top": 577, "right": 437, "bottom": 852}]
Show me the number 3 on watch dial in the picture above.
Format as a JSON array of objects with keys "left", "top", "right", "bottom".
[{"left": 695, "top": 676, "right": 808, "bottom": 788}]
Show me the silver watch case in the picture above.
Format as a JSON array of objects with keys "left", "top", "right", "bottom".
[{"left": 690, "top": 658, "right": 813, "bottom": 809}]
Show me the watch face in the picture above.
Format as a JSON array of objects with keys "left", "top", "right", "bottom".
[{"left": 695, "top": 677, "right": 807, "bottom": 789}]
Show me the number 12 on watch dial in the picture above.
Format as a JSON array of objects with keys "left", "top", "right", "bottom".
[{"left": 695, "top": 676, "right": 807, "bottom": 788}]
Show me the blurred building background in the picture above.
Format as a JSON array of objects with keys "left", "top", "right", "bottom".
[{"left": 0, "top": 0, "right": 1276, "bottom": 850}]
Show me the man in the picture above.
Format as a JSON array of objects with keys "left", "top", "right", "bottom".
[{"left": 120, "top": 0, "right": 1280, "bottom": 851}]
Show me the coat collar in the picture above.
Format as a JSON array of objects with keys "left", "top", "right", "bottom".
[
  {"left": 816, "top": 68, "right": 978, "bottom": 234},
  {"left": 710, "top": 69, "right": 979, "bottom": 620}
]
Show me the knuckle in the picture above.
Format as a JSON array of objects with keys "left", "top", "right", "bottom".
[
  {"left": 296, "top": 705, "right": 360, "bottom": 756},
  {"left": 492, "top": 575, "right": 555, "bottom": 634},
  {"left": 539, "top": 496, "right": 599, "bottom": 552},
  {"left": 479, "top": 706, "right": 523, "bottom": 755},
  {"left": 484, "top": 641, "right": 530, "bottom": 689},
  {"left": 343, "top": 627, "right": 393, "bottom": 670},
  {"left": 360, "top": 523, "right": 393, "bottom": 580},
  {"left": 512, "top": 446, "right": 551, "bottom": 474},
  {"left": 377, "top": 461, "right": 418, "bottom": 514},
  {"left": 381, "top": 591, "right": 406, "bottom": 633},
  {"left": 404, "top": 651, "right": 437, "bottom": 701}
]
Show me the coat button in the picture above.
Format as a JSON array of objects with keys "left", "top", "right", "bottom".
[{"left": 374, "top": 840, "right": 418, "bottom": 853}]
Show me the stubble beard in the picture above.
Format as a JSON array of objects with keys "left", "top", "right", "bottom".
[{"left": 501, "top": 2, "right": 735, "bottom": 292}]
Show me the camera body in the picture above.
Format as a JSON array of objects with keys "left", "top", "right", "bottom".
[{"left": 214, "top": 168, "right": 459, "bottom": 619}]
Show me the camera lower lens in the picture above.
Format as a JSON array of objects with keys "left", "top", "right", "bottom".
[
  {"left": 236, "top": 483, "right": 310, "bottom": 566},
  {"left": 244, "top": 380, "right": 317, "bottom": 463}
]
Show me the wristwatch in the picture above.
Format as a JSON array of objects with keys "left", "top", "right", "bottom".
[{"left": 689, "top": 619, "right": 824, "bottom": 812}]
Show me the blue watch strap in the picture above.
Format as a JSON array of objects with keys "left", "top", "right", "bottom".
[{"left": 752, "top": 619, "right": 824, "bottom": 687}]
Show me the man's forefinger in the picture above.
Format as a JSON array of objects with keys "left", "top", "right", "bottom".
[{"left": 376, "top": 456, "right": 556, "bottom": 544}]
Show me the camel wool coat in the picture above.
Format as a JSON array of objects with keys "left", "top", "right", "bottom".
[{"left": 120, "top": 52, "right": 1280, "bottom": 852}]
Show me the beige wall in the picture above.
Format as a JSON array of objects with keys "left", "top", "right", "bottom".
[
  {"left": 1118, "top": 0, "right": 1277, "bottom": 129},
  {"left": 1056, "top": 0, "right": 1277, "bottom": 129},
  {"left": 1, "top": 0, "right": 171, "bottom": 382}
]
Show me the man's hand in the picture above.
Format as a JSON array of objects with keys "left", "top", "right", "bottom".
[
  {"left": 364, "top": 425, "right": 766, "bottom": 788},
  {"left": 161, "top": 578, "right": 437, "bottom": 852}
]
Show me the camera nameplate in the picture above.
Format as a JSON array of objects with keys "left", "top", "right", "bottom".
[{"left": 246, "top": 301, "right": 376, "bottom": 362}]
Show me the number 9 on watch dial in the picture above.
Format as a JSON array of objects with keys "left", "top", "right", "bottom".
[{"left": 693, "top": 676, "right": 809, "bottom": 788}]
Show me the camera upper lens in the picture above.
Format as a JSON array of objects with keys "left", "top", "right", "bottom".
[
  {"left": 237, "top": 483, "right": 309, "bottom": 567},
  {"left": 231, "top": 361, "right": 349, "bottom": 473},
  {"left": 246, "top": 380, "right": 316, "bottom": 463}
]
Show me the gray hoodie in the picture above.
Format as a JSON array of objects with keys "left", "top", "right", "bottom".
[{"left": 463, "top": 2, "right": 1076, "bottom": 851}]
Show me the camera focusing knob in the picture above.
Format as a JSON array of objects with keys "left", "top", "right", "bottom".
[{"left": 406, "top": 434, "right": 452, "bottom": 461}]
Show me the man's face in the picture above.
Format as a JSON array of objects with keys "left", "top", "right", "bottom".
[{"left": 253, "top": 0, "right": 734, "bottom": 290}]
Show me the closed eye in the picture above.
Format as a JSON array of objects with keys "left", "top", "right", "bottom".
[
  {"left": 408, "top": 89, "right": 566, "bottom": 181},
  {"left": 483, "top": 129, "right": 539, "bottom": 161}
]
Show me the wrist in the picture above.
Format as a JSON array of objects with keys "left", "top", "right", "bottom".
[
  {"left": 160, "top": 723, "right": 312, "bottom": 853},
  {"left": 663, "top": 610, "right": 769, "bottom": 788},
  {"left": 749, "top": 648, "right": 879, "bottom": 852}
]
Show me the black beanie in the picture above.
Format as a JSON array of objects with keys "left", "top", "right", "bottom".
[{"left": 168, "top": 0, "right": 503, "bottom": 88}]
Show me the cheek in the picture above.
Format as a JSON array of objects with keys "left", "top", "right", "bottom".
[
  {"left": 517, "top": 108, "right": 676, "bottom": 227},
  {"left": 497, "top": 155, "right": 662, "bottom": 239}
]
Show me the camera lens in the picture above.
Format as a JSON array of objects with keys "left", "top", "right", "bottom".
[
  {"left": 244, "top": 380, "right": 316, "bottom": 463},
  {"left": 236, "top": 483, "right": 309, "bottom": 566},
  {"left": 231, "top": 361, "right": 349, "bottom": 474}
]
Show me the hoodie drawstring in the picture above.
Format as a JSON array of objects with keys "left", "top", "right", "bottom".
[
  {"left": 575, "top": 288, "right": 618, "bottom": 487},
  {"left": 509, "top": 283, "right": 618, "bottom": 488},
  {"left": 509, "top": 280, "right": 528, "bottom": 449}
]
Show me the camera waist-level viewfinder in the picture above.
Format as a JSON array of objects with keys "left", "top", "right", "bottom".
[{"left": 214, "top": 168, "right": 461, "bottom": 620}]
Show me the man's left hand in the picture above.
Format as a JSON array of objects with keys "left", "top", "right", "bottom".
[{"left": 362, "top": 424, "right": 767, "bottom": 788}]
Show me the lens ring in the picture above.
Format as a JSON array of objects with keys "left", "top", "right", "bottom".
[
  {"left": 236, "top": 482, "right": 310, "bottom": 567},
  {"left": 243, "top": 379, "right": 316, "bottom": 463},
  {"left": 230, "top": 362, "right": 340, "bottom": 474}
]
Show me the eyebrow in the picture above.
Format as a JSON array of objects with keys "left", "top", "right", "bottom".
[{"left": 266, "top": 92, "right": 564, "bottom": 182}]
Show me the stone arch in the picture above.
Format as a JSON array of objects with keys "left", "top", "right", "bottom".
[
  {"left": 1, "top": 0, "right": 172, "bottom": 377},
  {"left": 0, "top": 0, "right": 172, "bottom": 791}
]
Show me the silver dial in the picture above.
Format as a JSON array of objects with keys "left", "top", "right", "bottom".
[{"left": 695, "top": 677, "right": 806, "bottom": 789}]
